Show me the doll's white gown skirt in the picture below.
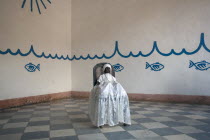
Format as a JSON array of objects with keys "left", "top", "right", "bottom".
[{"left": 89, "top": 77, "right": 131, "bottom": 127}]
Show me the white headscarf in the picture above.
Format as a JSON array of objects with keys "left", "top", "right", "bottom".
[{"left": 103, "top": 64, "right": 112, "bottom": 72}]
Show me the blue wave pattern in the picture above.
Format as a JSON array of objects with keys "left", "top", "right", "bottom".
[{"left": 0, "top": 33, "right": 210, "bottom": 61}]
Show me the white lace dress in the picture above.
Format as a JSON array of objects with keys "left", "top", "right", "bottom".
[{"left": 89, "top": 73, "right": 131, "bottom": 127}]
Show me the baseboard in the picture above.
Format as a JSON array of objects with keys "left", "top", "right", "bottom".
[
  {"left": 71, "top": 91, "right": 90, "bottom": 98},
  {"left": 128, "top": 93, "right": 210, "bottom": 104},
  {"left": 71, "top": 91, "right": 210, "bottom": 105},
  {"left": 0, "top": 91, "right": 71, "bottom": 109},
  {"left": 1, "top": 91, "right": 210, "bottom": 109}
]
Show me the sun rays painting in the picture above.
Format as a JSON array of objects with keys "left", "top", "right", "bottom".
[{"left": 21, "top": 0, "right": 51, "bottom": 14}]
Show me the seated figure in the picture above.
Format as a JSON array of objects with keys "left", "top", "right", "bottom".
[{"left": 89, "top": 63, "right": 131, "bottom": 128}]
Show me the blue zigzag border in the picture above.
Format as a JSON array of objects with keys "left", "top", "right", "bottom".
[{"left": 0, "top": 33, "right": 210, "bottom": 61}]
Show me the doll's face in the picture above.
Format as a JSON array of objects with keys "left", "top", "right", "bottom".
[{"left": 104, "top": 67, "right": 110, "bottom": 73}]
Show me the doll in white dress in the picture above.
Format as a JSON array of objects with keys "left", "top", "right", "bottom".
[{"left": 89, "top": 64, "right": 131, "bottom": 128}]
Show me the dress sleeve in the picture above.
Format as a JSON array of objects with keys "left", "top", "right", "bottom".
[
  {"left": 112, "top": 75, "right": 117, "bottom": 82},
  {"left": 97, "top": 75, "right": 103, "bottom": 83}
]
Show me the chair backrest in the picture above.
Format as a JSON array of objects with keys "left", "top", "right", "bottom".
[{"left": 93, "top": 63, "right": 115, "bottom": 86}]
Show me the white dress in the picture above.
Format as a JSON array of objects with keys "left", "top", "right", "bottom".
[{"left": 89, "top": 73, "right": 131, "bottom": 127}]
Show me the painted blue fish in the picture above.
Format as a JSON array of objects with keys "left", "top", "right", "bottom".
[
  {"left": 113, "top": 63, "right": 124, "bottom": 72},
  {"left": 25, "top": 63, "right": 40, "bottom": 72},
  {"left": 146, "top": 62, "right": 164, "bottom": 71},
  {"left": 189, "top": 60, "right": 210, "bottom": 71}
]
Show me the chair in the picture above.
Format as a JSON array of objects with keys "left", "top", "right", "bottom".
[{"left": 93, "top": 62, "right": 115, "bottom": 86}]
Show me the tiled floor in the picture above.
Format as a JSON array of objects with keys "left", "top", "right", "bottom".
[{"left": 0, "top": 98, "right": 210, "bottom": 140}]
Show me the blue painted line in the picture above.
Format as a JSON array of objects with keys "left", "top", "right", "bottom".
[
  {"left": 40, "top": 0, "right": 46, "bottom": 9},
  {"left": 47, "top": 0, "right": 51, "bottom": 4},
  {"left": 0, "top": 33, "right": 209, "bottom": 61},
  {"left": 35, "top": 0, "right": 41, "bottom": 14},
  {"left": 31, "top": 0, "right": 33, "bottom": 12},
  {"left": 21, "top": 0, "right": 27, "bottom": 8},
  {"left": 22, "top": 0, "right": 51, "bottom": 14}
]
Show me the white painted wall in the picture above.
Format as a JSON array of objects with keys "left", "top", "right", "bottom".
[
  {"left": 0, "top": 0, "right": 71, "bottom": 100},
  {"left": 1, "top": 0, "right": 210, "bottom": 100},
  {"left": 71, "top": 0, "right": 210, "bottom": 96}
]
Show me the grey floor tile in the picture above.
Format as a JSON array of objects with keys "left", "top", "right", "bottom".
[
  {"left": 172, "top": 126, "right": 204, "bottom": 134},
  {"left": 128, "top": 129, "right": 159, "bottom": 139},
  {"left": 184, "top": 115, "right": 208, "bottom": 120},
  {"left": 3, "top": 122, "right": 28, "bottom": 129},
  {"left": 50, "top": 136, "right": 78, "bottom": 140},
  {"left": 194, "top": 125, "right": 210, "bottom": 132},
  {"left": 32, "top": 113, "right": 50, "bottom": 117},
  {"left": 100, "top": 126, "right": 125, "bottom": 133},
  {"left": 143, "top": 113, "right": 163, "bottom": 117},
  {"left": 0, "top": 127, "right": 25, "bottom": 135},
  {"left": 104, "top": 131, "right": 135, "bottom": 140},
  {"left": 161, "top": 121, "right": 187, "bottom": 127},
  {"left": 33, "top": 111, "right": 50, "bottom": 114},
  {"left": 141, "top": 122, "right": 168, "bottom": 129},
  {"left": 136, "top": 111, "right": 154, "bottom": 114},
  {"left": 123, "top": 124, "right": 146, "bottom": 131},
  {"left": 175, "top": 112, "right": 193, "bottom": 115},
  {"left": 72, "top": 122, "right": 93, "bottom": 129},
  {"left": 21, "top": 131, "right": 49, "bottom": 140},
  {"left": 50, "top": 129, "right": 76, "bottom": 138},
  {"left": 198, "top": 119, "right": 210, "bottom": 124},
  {"left": 0, "top": 133, "right": 22, "bottom": 140},
  {"left": 0, "top": 112, "right": 15, "bottom": 117},
  {"left": 164, "top": 134, "right": 196, "bottom": 140},
  {"left": 75, "top": 127, "right": 101, "bottom": 135},
  {"left": 131, "top": 114, "right": 146, "bottom": 119},
  {"left": 151, "top": 127, "right": 182, "bottom": 136},
  {"left": 135, "top": 136, "right": 167, "bottom": 140},
  {"left": 0, "top": 98, "right": 210, "bottom": 140},
  {"left": 70, "top": 118, "right": 90, "bottom": 122},
  {"left": 0, "top": 124, "right": 3, "bottom": 129},
  {"left": 68, "top": 111, "right": 85, "bottom": 115},
  {"left": 50, "top": 119, "right": 72, "bottom": 125},
  {"left": 30, "top": 117, "right": 50, "bottom": 122},
  {"left": 69, "top": 114, "right": 88, "bottom": 119},
  {"left": 25, "top": 125, "right": 50, "bottom": 132},
  {"left": 78, "top": 133, "right": 108, "bottom": 140},
  {"left": 50, "top": 116, "right": 69, "bottom": 120},
  {"left": 28, "top": 120, "right": 50, "bottom": 126},
  {"left": 133, "top": 118, "right": 156, "bottom": 123},
  {"left": 8, "top": 118, "right": 30, "bottom": 123},
  {"left": 50, "top": 124, "right": 73, "bottom": 130},
  {"left": 0, "top": 115, "right": 12, "bottom": 120},
  {"left": 15, "top": 112, "right": 33, "bottom": 115},
  {"left": 157, "top": 112, "right": 178, "bottom": 117},
  {"left": 187, "top": 132, "right": 210, "bottom": 140},
  {"left": 178, "top": 119, "right": 207, "bottom": 126},
  {"left": 12, "top": 114, "right": 31, "bottom": 119},
  {"left": 150, "top": 117, "right": 175, "bottom": 122},
  {"left": 0, "top": 119, "right": 9, "bottom": 124},
  {"left": 169, "top": 116, "right": 192, "bottom": 121}
]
